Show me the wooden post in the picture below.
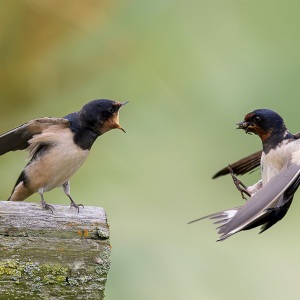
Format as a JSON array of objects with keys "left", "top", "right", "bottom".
[{"left": 0, "top": 201, "right": 111, "bottom": 299}]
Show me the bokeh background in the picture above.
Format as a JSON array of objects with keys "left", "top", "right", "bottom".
[{"left": 1, "top": 1, "right": 300, "bottom": 299}]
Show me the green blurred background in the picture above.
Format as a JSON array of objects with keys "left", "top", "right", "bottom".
[{"left": 1, "top": 1, "right": 300, "bottom": 299}]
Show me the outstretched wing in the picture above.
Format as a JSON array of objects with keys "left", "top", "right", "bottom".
[
  {"left": 191, "top": 160, "right": 300, "bottom": 241},
  {"left": 212, "top": 131, "right": 300, "bottom": 179},
  {"left": 212, "top": 150, "right": 262, "bottom": 178},
  {"left": 0, "top": 117, "right": 70, "bottom": 155},
  {"left": 218, "top": 162, "right": 300, "bottom": 240}
]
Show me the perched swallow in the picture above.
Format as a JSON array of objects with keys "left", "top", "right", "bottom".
[
  {"left": 0, "top": 99, "right": 128, "bottom": 212},
  {"left": 189, "top": 109, "right": 300, "bottom": 241}
]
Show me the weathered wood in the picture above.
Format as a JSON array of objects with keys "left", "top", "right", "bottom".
[{"left": 0, "top": 201, "right": 110, "bottom": 300}]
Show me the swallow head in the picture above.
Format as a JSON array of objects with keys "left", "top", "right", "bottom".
[
  {"left": 237, "top": 109, "right": 286, "bottom": 142},
  {"left": 80, "top": 99, "right": 128, "bottom": 135}
]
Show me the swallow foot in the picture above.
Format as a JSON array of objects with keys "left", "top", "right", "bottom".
[
  {"left": 39, "top": 193, "right": 55, "bottom": 213},
  {"left": 41, "top": 200, "right": 55, "bottom": 214},
  {"left": 228, "top": 165, "right": 251, "bottom": 200},
  {"left": 69, "top": 198, "right": 84, "bottom": 213}
]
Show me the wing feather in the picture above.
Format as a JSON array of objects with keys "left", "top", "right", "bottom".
[
  {"left": 218, "top": 162, "right": 300, "bottom": 240},
  {"left": 212, "top": 151, "right": 262, "bottom": 178},
  {"left": 0, "top": 117, "right": 70, "bottom": 155}
]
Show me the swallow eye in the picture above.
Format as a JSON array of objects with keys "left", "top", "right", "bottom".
[
  {"left": 254, "top": 116, "right": 261, "bottom": 122},
  {"left": 107, "top": 107, "right": 114, "bottom": 113}
]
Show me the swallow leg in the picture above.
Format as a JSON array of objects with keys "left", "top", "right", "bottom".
[
  {"left": 39, "top": 191, "right": 55, "bottom": 213},
  {"left": 228, "top": 165, "right": 251, "bottom": 200},
  {"left": 62, "top": 181, "right": 84, "bottom": 213}
]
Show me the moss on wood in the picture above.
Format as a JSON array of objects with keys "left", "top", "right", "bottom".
[{"left": 0, "top": 201, "right": 111, "bottom": 299}]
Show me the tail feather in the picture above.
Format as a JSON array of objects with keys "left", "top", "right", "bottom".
[{"left": 188, "top": 208, "right": 240, "bottom": 240}]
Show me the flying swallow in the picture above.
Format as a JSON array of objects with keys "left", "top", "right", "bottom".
[
  {"left": 0, "top": 99, "right": 128, "bottom": 212},
  {"left": 189, "top": 109, "right": 300, "bottom": 241}
]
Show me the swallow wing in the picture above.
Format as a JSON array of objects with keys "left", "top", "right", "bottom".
[
  {"left": 0, "top": 117, "right": 70, "bottom": 155},
  {"left": 212, "top": 150, "right": 262, "bottom": 178},
  {"left": 217, "top": 161, "right": 300, "bottom": 240},
  {"left": 191, "top": 159, "right": 300, "bottom": 241},
  {"left": 213, "top": 131, "right": 300, "bottom": 179}
]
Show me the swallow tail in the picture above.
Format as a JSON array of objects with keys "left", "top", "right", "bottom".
[
  {"left": 191, "top": 161, "right": 300, "bottom": 241},
  {"left": 217, "top": 163, "right": 300, "bottom": 240},
  {"left": 188, "top": 208, "right": 240, "bottom": 240}
]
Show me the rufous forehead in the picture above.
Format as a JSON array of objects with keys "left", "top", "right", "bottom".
[
  {"left": 112, "top": 102, "right": 122, "bottom": 108},
  {"left": 244, "top": 112, "right": 255, "bottom": 121}
]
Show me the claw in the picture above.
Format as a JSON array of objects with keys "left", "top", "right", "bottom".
[
  {"left": 68, "top": 196, "right": 84, "bottom": 213},
  {"left": 228, "top": 165, "right": 251, "bottom": 200},
  {"left": 69, "top": 202, "right": 84, "bottom": 213},
  {"left": 41, "top": 199, "right": 55, "bottom": 214}
]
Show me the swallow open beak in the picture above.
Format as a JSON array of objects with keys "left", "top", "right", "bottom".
[
  {"left": 116, "top": 101, "right": 129, "bottom": 133},
  {"left": 117, "top": 125, "right": 126, "bottom": 133},
  {"left": 119, "top": 101, "right": 129, "bottom": 109}
]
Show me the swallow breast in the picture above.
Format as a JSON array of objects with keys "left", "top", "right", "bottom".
[
  {"left": 261, "top": 139, "right": 300, "bottom": 185},
  {"left": 25, "top": 127, "right": 89, "bottom": 192}
]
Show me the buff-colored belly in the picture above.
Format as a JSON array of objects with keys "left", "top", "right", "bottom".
[
  {"left": 9, "top": 127, "right": 90, "bottom": 201},
  {"left": 26, "top": 143, "right": 89, "bottom": 192}
]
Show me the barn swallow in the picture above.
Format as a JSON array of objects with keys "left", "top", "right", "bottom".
[
  {"left": 189, "top": 109, "right": 300, "bottom": 241},
  {"left": 0, "top": 99, "right": 128, "bottom": 212}
]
